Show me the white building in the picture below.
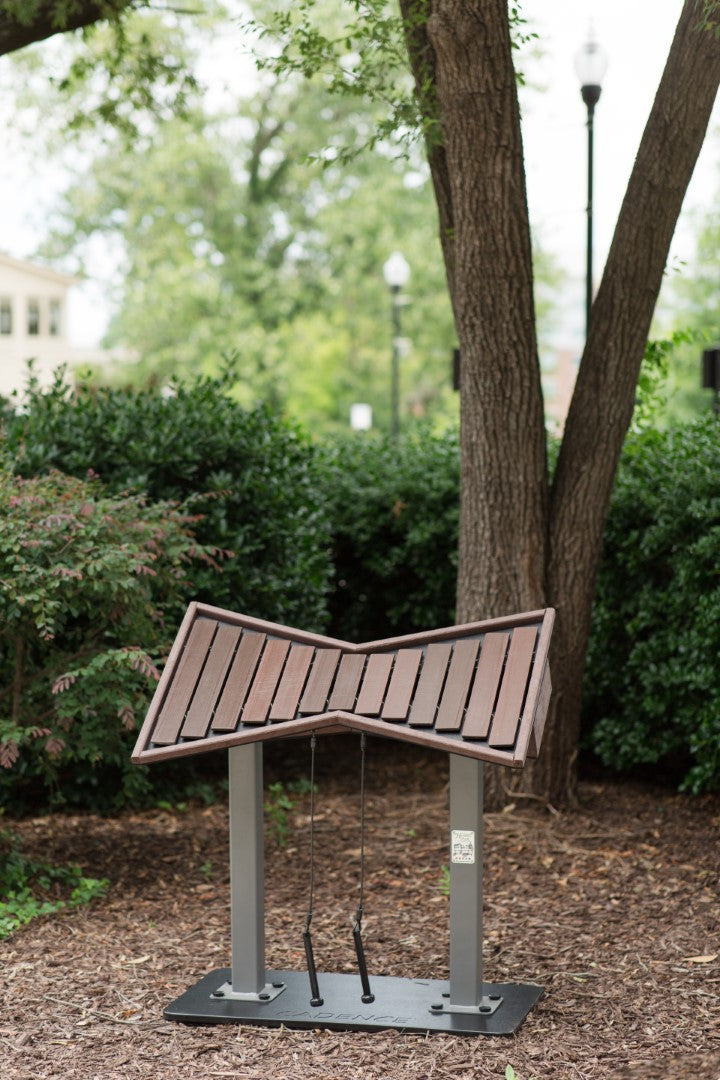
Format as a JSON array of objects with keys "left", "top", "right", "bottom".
[{"left": 0, "top": 251, "right": 81, "bottom": 399}]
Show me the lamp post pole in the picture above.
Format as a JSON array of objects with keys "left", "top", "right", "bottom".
[
  {"left": 383, "top": 252, "right": 410, "bottom": 439},
  {"left": 390, "top": 287, "right": 401, "bottom": 439},
  {"left": 575, "top": 33, "right": 607, "bottom": 342}
]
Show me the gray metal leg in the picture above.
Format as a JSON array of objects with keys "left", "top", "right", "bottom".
[
  {"left": 164, "top": 746, "right": 541, "bottom": 1032},
  {"left": 212, "top": 743, "right": 284, "bottom": 1003},
  {"left": 444, "top": 755, "right": 501, "bottom": 1016},
  {"left": 449, "top": 754, "right": 484, "bottom": 1004}
]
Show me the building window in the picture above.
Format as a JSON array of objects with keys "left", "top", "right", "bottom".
[
  {"left": 49, "top": 299, "right": 62, "bottom": 337},
  {"left": 0, "top": 298, "right": 11, "bottom": 335},
  {"left": 27, "top": 299, "right": 40, "bottom": 336}
]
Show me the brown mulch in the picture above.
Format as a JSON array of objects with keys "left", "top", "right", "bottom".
[{"left": 1, "top": 738, "right": 719, "bottom": 1080}]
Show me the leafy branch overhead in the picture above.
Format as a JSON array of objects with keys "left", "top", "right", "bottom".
[
  {"left": 0, "top": 0, "right": 137, "bottom": 56},
  {"left": 247, "top": 0, "right": 421, "bottom": 158},
  {"left": 245, "top": 0, "right": 535, "bottom": 160},
  {"left": 1, "top": 0, "right": 210, "bottom": 141}
]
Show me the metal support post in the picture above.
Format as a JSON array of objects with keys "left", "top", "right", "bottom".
[
  {"left": 391, "top": 286, "right": 401, "bottom": 439},
  {"left": 443, "top": 754, "right": 501, "bottom": 1016},
  {"left": 165, "top": 745, "right": 540, "bottom": 1032},
  {"left": 584, "top": 98, "right": 596, "bottom": 342},
  {"left": 449, "top": 753, "right": 484, "bottom": 1004},
  {"left": 212, "top": 743, "right": 284, "bottom": 1003}
]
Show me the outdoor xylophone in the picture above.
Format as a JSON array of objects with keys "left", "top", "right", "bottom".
[{"left": 132, "top": 602, "right": 555, "bottom": 1035}]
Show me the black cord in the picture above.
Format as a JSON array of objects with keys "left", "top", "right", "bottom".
[
  {"left": 303, "top": 732, "right": 323, "bottom": 1006},
  {"left": 355, "top": 732, "right": 367, "bottom": 927},
  {"left": 305, "top": 733, "right": 317, "bottom": 935},
  {"left": 353, "top": 732, "right": 374, "bottom": 1003}
]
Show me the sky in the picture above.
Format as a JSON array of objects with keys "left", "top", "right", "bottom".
[{"left": 0, "top": 1, "right": 717, "bottom": 349}]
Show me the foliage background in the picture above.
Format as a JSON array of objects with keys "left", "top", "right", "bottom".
[
  {"left": 5, "top": 368, "right": 332, "bottom": 630},
  {"left": 3, "top": 378, "right": 720, "bottom": 805},
  {"left": 584, "top": 416, "right": 720, "bottom": 795}
]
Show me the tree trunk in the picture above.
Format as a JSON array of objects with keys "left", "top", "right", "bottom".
[
  {"left": 402, "top": 0, "right": 720, "bottom": 808},
  {"left": 541, "top": 0, "right": 720, "bottom": 808},
  {"left": 426, "top": 0, "right": 548, "bottom": 611},
  {"left": 424, "top": 0, "right": 548, "bottom": 809}
]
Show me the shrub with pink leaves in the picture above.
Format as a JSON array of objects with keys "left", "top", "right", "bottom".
[{"left": 0, "top": 458, "right": 218, "bottom": 810}]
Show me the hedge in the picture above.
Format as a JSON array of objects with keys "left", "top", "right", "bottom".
[
  {"left": 584, "top": 417, "right": 720, "bottom": 793},
  {"left": 319, "top": 427, "right": 460, "bottom": 642},
  {"left": 5, "top": 369, "right": 332, "bottom": 632},
  {"left": 5, "top": 369, "right": 720, "bottom": 797}
]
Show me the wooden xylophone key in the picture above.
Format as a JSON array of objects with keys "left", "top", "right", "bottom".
[
  {"left": 241, "top": 638, "right": 290, "bottom": 725},
  {"left": 211, "top": 630, "right": 265, "bottom": 732},
  {"left": 355, "top": 653, "right": 394, "bottom": 716},
  {"left": 408, "top": 642, "right": 452, "bottom": 727},
  {"left": 381, "top": 649, "right": 422, "bottom": 722},
  {"left": 434, "top": 639, "right": 480, "bottom": 732},
  {"left": 461, "top": 632, "right": 509, "bottom": 741},
  {"left": 151, "top": 617, "right": 217, "bottom": 745},
  {"left": 328, "top": 653, "right": 366, "bottom": 711},
  {"left": 269, "top": 644, "right": 315, "bottom": 722},
  {"left": 180, "top": 622, "right": 242, "bottom": 739},
  {"left": 487, "top": 625, "right": 537, "bottom": 747},
  {"left": 298, "top": 648, "right": 341, "bottom": 714}
]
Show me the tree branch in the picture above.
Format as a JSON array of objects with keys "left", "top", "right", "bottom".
[
  {"left": 0, "top": 0, "right": 137, "bottom": 57},
  {"left": 397, "top": 0, "right": 456, "bottom": 301},
  {"left": 551, "top": 0, "right": 720, "bottom": 620}
]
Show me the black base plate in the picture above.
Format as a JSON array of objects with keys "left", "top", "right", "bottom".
[{"left": 164, "top": 969, "right": 543, "bottom": 1036}]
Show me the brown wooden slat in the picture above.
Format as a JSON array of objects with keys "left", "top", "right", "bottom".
[
  {"left": 298, "top": 649, "right": 341, "bottom": 714},
  {"left": 488, "top": 625, "right": 537, "bottom": 747},
  {"left": 329, "top": 653, "right": 366, "bottom": 711},
  {"left": 462, "top": 632, "right": 509, "bottom": 740},
  {"left": 434, "top": 639, "right": 480, "bottom": 732},
  {"left": 527, "top": 663, "right": 552, "bottom": 757},
  {"left": 180, "top": 623, "right": 242, "bottom": 739},
  {"left": 211, "top": 631, "right": 265, "bottom": 731},
  {"left": 355, "top": 653, "right": 394, "bottom": 716},
  {"left": 151, "top": 617, "right": 217, "bottom": 745},
  {"left": 382, "top": 649, "right": 422, "bottom": 722},
  {"left": 269, "top": 644, "right": 314, "bottom": 721},
  {"left": 408, "top": 643, "right": 452, "bottom": 727},
  {"left": 241, "top": 638, "right": 290, "bottom": 724}
]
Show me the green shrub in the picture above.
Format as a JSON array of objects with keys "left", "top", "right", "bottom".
[
  {"left": 584, "top": 417, "right": 720, "bottom": 793},
  {"left": 6, "top": 367, "right": 331, "bottom": 631},
  {"left": 0, "top": 458, "right": 215, "bottom": 811},
  {"left": 319, "top": 427, "right": 459, "bottom": 641}
]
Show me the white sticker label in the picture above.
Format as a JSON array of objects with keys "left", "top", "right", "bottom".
[{"left": 450, "top": 829, "right": 475, "bottom": 864}]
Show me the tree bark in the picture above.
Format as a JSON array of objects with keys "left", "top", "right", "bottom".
[
  {"left": 426, "top": 0, "right": 548, "bottom": 612},
  {"left": 423, "top": 1, "right": 548, "bottom": 807},
  {"left": 0, "top": 0, "right": 134, "bottom": 57},
  {"left": 401, "top": 0, "right": 720, "bottom": 808},
  {"left": 398, "top": 0, "right": 456, "bottom": 303}
]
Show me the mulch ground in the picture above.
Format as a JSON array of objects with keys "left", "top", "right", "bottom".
[{"left": 2, "top": 738, "right": 719, "bottom": 1080}]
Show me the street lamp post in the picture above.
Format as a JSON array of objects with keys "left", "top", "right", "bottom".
[
  {"left": 575, "top": 31, "right": 608, "bottom": 342},
  {"left": 383, "top": 251, "right": 410, "bottom": 438}
]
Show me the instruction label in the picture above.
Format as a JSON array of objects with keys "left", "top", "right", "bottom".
[{"left": 450, "top": 829, "right": 475, "bottom": 864}]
